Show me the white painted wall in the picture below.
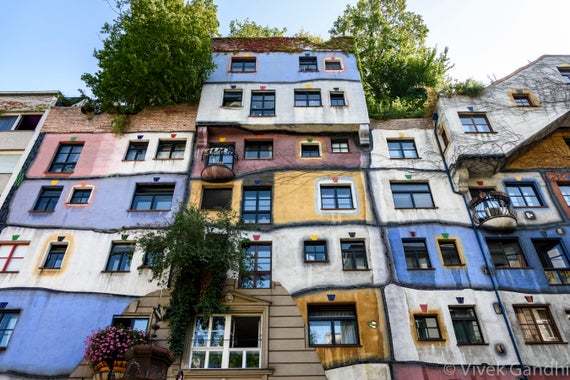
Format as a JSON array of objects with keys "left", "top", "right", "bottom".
[{"left": 325, "top": 363, "right": 391, "bottom": 380}]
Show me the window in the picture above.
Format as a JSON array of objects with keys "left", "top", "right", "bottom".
[
  {"left": 222, "top": 90, "right": 243, "bottom": 107},
  {"left": 206, "top": 145, "right": 235, "bottom": 168},
  {"left": 341, "top": 240, "right": 368, "bottom": 270},
  {"left": 513, "top": 94, "right": 532, "bottom": 107},
  {"left": 414, "top": 315, "right": 442, "bottom": 341},
  {"left": 201, "top": 188, "right": 232, "bottom": 210},
  {"left": 321, "top": 185, "right": 354, "bottom": 210},
  {"left": 459, "top": 113, "right": 492, "bottom": 133},
  {"left": 0, "top": 311, "right": 18, "bottom": 348},
  {"left": 14, "top": 114, "right": 42, "bottom": 131},
  {"left": 69, "top": 188, "right": 92, "bottom": 205},
  {"left": 330, "top": 92, "right": 346, "bottom": 107},
  {"left": 514, "top": 306, "right": 562, "bottom": 343},
  {"left": 505, "top": 183, "right": 542, "bottom": 207},
  {"left": 250, "top": 91, "right": 275, "bottom": 117},
  {"left": 449, "top": 307, "right": 484, "bottom": 345},
  {"left": 112, "top": 316, "right": 149, "bottom": 332},
  {"left": 304, "top": 241, "right": 327, "bottom": 262},
  {"left": 43, "top": 244, "right": 67, "bottom": 269},
  {"left": 240, "top": 244, "right": 271, "bottom": 289},
  {"left": 558, "top": 67, "right": 570, "bottom": 84},
  {"left": 325, "top": 59, "right": 342, "bottom": 71},
  {"left": 131, "top": 184, "right": 175, "bottom": 211},
  {"left": 387, "top": 139, "right": 419, "bottom": 159},
  {"left": 403, "top": 239, "right": 432, "bottom": 269},
  {"left": 0, "top": 116, "right": 18, "bottom": 131},
  {"left": 190, "top": 315, "right": 261, "bottom": 369},
  {"left": 294, "top": 90, "right": 322, "bottom": 107},
  {"left": 156, "top": 140, "right": 186, "bottom": 160},
  {"left": 308, "top": 305, "right": 358, "bottom": 346},
  {"left": 559, "top": 184, "right": 570, "bottom": 206},
  {"left": 533, "top": 239, "right": 570, "bottom": 285},
  {"left": 391, "top": 182, "right": 435, "bottom": 209},
  {"left": 301, "top": 144, "right": 320, "bottom": 158},
  {"left": 125, "top": 141, "right": 148, "bottom": 161},
  {"left": 49, "top": 144, "right": 83, "bottom": 173},
  {"left": 0, "top": 242, "right": 27, "bottom": 273},
  {"left": 440, "top": 127, "right": 450, "bottom": 150},
  {"left": 438, "top": 240, "right": 462, "bottom": 266},
  {"left": 299, "top": 56, "right": 318, "bottom": 72},
  {"left": 244, "top": 141, "right": 273, "bottom": 160},
  {"left": 231, "top": 57, "right": 256, "bottom": 73},
  {"left": 241, "top": 187, "right": 271, "bottom": 224},
  {"left": 105, "top": 243, "right": 134, "bottom": 272},
  {"left": 141, "top": 251, "right": 158, "bottom": 268},
  {"left": 331, "top": 138, "right": 349, "bottom": 153},
  {"left": 33, "top": 187, "right": 63, "bottom": 212},
  {"left": 487, "top": 238, "right": 527, "bottom": 269}
]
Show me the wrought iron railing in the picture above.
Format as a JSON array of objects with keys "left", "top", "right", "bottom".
[
  {"left": 203, "top": 147, "right": 237, "bottom": 170},
  {"left": 469, "top": 191, "right": 517, "bottom": 227}
]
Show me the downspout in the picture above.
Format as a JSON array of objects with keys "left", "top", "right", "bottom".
[{"left": 431, "top": 112, "right": 527, "bottom": 376}]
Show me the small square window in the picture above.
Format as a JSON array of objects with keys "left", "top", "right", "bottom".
[
  {"left": 505, "top": 183, "right": 542, "bottom": 207},
  {"left": 387, "top": 139, "right": 418, "bottom": 159},
  {"left": 299, "top": 56, "right": 318, "bottom": 72},
  {"left": 330, "top": 92, "right": 346, "bottom": 107},
  {"left": 43, "top": 244, "right": 67, "bottom": 269},
  {"left": 14, "top": 115, "right": 42, "bottom": 131},
  {"left": 33, "top": 186, "right": 63, "bottom": 212},
  {"left": 458, "top": 113, "right": 492, "bottom": 133},
  {"left": 304, "top": 241, "right": 327, "bottom": 262},
  {"left": 49, "top": 143, "right": 83, "bottom": 173},
  {"left": 0, "top": 311, "right": 19, "bottom": 348},
  {"left": 69, "top": 188, "right": 92, "bottom": 205},
  {"left": 513, "top": 94, "right": 532, "bottom": 107},
  {"left": 231, "top": 57, "right": 256, "bottom": 73},
  {"left": 250, "top": 91, "right": 275, "bottom": 117},
  {"left": 106, "top": 243, "right": 134, "bottom": 272},
  {"left": 295, "top": 90, "right": 322, "bottom": 107},
  {"left": 331, "top": 139, "right": 349, "bottom": 153},
  {"left": 301, "top": 144, "right": 320, "bottom": 158},
  {"left": 131, "top": 184, "right": 175, "bottom": 211},
  {"left": 438, "top": 240, "right": 462, "bottom": 266},
  {"left": 156, "top": 140, "right": 186, "bottom": 160},
  {"left": 403, "top": 239, "right": 432, "bottom": 270},
  {"left": 125, "top": 141, "right": 148, "bottom": 161},
  {"left": 244, "top": 141, "right": 273, "bottom": 160},
  {"left": 308, "top": 305, "right": 358, "bottom": 346},
  {"left": 223, "top": 90, "right": 243, "bottom": 107},
  {"left": 112, "top": 316, "right": 149, "bottom": 332},
  {"left": 201, "top": 188, "right": 232, "bottom": 210},
  {"left": 341, "top": 240, "right": 368, "bottom": 270},
  {"left": 414, "top": 315, "right": 442, "bottom": 341},
  {"left": 321, "top": 185, "right": 353, "bottom": 210},
  {"left": 558, "top": 67, "right": 570, "bottom": 84},
  {"left": 325, "top": 60, "right": 342, "bottom": 71},
  {"left": 439, "top": 127, "right": 450, "bottom": 149}
]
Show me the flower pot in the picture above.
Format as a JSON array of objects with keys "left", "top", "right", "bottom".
[
  {"left": 124, "top": 344, "right": 175, "bottom": 380},
  {"left": 93, "top": 360, "right": 127, "bottom": 380}
]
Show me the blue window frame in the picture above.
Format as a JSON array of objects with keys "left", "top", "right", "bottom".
[{"left": 0, "top": 311, "right": 18, "bottom": 348}]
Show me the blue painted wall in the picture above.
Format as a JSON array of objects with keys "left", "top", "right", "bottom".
[
  {"left": 7, "top": 175, "right": 186, "bottom": 230},
  {"left": 208, "top": 52, "right": 361, "bottom": 83},
  {"left": 0, "top": 289, "right": 132, "bottom": 376}
]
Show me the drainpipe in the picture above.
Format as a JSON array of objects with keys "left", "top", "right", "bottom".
[{"left": 431, "top": 112, "right": 527, "bottom": 378}]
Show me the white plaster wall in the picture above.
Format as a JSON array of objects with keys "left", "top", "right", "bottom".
[
  {"left": 385, "top": 284, "right": 519, "bottom": 365},
  {"left": 370, "top": 128, "right": 445, "bottom": 171},
  {"left": 0, "top": 227, "right": 160, "bottom": 296},
  {"left": 369, "top": 170, "right": 470, "bottom": 224},
  {"left": 0, "top": 132, "right": 34, "bottom": 150},
  {"left": 325, "top": 363, "right": 391, "bottom": 380},
  {"left": 196, "top": 81, "right": 369, "bottom": 126},
  {"left": 499, "top": 291, "right": 570, "bottom": 368},
  {"left": 241, "top": 225, "right": 389, "bottom": 294}
]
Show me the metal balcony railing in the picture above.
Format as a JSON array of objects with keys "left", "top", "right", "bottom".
[
  {"left": 469, "top": 191, "right": 517, "bottom": 228},
  {"left": 203, "top": 147, "right": 237, "bottom": 169}
]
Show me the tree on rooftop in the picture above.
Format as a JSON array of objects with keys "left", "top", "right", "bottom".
[
  {"left": 228, "top": 18, "right": 287, "bottom": 37},
  {"left": 330, "top": 0, "right": 451, "bottom": 118},
  {"left": 82, "top": 0, "right": 218, "bottom": 114}
]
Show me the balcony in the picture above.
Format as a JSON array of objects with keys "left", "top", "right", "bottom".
[
  {"left": 544, "top": 269, "right": 570, "bottom": 285},
  {"left": 201, "top": 147, "right": 237, "bottom": 181},
  {"left": 469, "top": 191, "right": 517, "bottom": 230}
]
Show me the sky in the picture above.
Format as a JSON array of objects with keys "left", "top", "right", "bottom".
[{"left": 0, "top": 0, "right": 568, "bottom": 96}]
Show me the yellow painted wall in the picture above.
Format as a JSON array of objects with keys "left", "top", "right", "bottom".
[{"left": 507, "top": 129, "right": 570, "bottom": 169}]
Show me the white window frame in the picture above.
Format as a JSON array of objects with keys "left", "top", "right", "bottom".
[{"left": 0, "top": 113, "right": 43, "bottom": 131}]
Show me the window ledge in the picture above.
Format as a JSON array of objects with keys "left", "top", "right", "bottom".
[
  {"left": 122, "top": 159, "right": 146, "bottom": 162},
  {"left": 524, "top": 341, "right": 567, "bottom": 345},
  {"left": 0, "top": 271, "right": 19, "bottom": 274},
  {"left": 137, "top": 265, "right": 152, "bottom": 270},
  {"left": 309, "top": 344, "right": 361, "bottom": 348},
  {"left": 153, "top": 158, "right": 184, "bottom": 161},
  {"left": 395, "top": 207, "right": 438, "bottom": 210},
  {"left": 127, "top": 209, "right": 172, "bottom": 213},
  {"left": 456, "top": 342, "right": 488, "bottom": 346},
  {"left": 183, "top": 368, "right": 273, "bottom": 378},
  {"left": 407, "top": 267, "right": 435, "bottom": 271},
  {"left": 221, "top": 106, "right": 243, "bottom": 109},
  {"left": 494, "top": 267, "right": 532, "bottom": 270},
  {"left": 417, "top": 338, "right": 446, "bottom": 343},
  {"left": 342, "top": 268, "right": 370, "bottom": 272},
  {"left": 29, "top": 210, "right": 54, "bottom": 215},
  {"left": 101, "top": 270, "right": 131, "bottom": 274}
]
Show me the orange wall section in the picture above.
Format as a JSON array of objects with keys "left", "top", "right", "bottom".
[{"left": 507, "top": 129, "right": 570, "bottom": 169}]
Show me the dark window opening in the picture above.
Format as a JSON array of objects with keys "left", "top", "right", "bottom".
[
  {"left": 14, "top": 114, "right": 42, "bottom": 131},
  {"left": 308, "top": 305, "right": 358, "bottom": 346},
  {"left": 250, "top": 92, "right": 275, "bottom": 117},
  {"left": 156, "top": 140, "right": 186, "bottom": 160},
  {"left": 223, "top": 90, "right": 243, "bottom": 107},
  {"left": 330, "top": 92, "right": 346, "bottom": 107},
  {"left": 331, "top": 138, "right": 349, "bottom": 153},
  {"left": 112, "top": 316, "right": 149, "bottom": 332},
  {"left": 105, "top": 243, "right": 134, "bottom": 272},
  {"left": 325, "top": 60, "right": 342, "bottom": 71},
  {"left": 450, "top": 307, "right": 484, "bottom": 345},
  {"left": 439, "top": 240, "right": 462, "bottom": 266},
  {"left": 391, "top": 182, "right": 435, "bottom": 209},
  {"left": 388, "top": 139, "right": 418, "bottom": 159},
  {"left": 131, "top": 184, "right": 175, "bottom": 211},
  {"left": 69, "top": 188, "right": 92, "bottom": 204},
  {"left": 231, "top": 57, "right": 256, "bottom": 73},
  {"left": 33, "top": 186, "right": 63, "bottom": 212},
  {"left": 244, "top": 141, "right": 273, "bottom": 160},
  {"left": 295, "top": 90, "right": 322, "bottom": 107},
  {"left": 299, "top": 56, "right": 318, "bottom": 72},
  {"left": 321, "top": 185, "right": 353, "bottom": 210},
  {"left": 558, "top": 67, "right": 570, "bottom": 84},
  {"left": 403, "top": 239, "right": 432, "bottom": 269},
  {"left": 459, "top": 113, "right": 492, "bottom": 133},
  {"left": 304, "top": 241, "right": 327, "bottom": 262},
  {"left": 242, "top": 187, "right": 271, "bottom": 224},
  {"left": 301, "top": 144, "right": 320, "bottom": 158},
  {"left": 43, "top": 244, "right": 67, "bottom": 269},
  {"left": 487, "top": 238, "right": 527, "bottom": 269},
  {"left": 231, "top": 316, "right": 260, "bottom": 348},
  {"left": 125, "top": 141, "right": 148, "bottom": 161},
  {"left": 49, "top": 144, "right": 83, "bottom": 173},
  {"left": 341, "top": 240, "right": 368, "bottom": 270},
  {"left": 0, "top": 311, "right": 18, "bottom": 348},
  {"left": 513, "top": 94, "right": 532, "bottom": 107},
  {"left": 240, "top": 244, "right": 271, "bottom": 289},
  {"left": 415, "top": 315, "right": 442, "bottom": 341},
  {"left": 201, "top": 188, "right": 232, "bottom": 210}
]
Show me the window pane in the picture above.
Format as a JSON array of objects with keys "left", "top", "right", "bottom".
[
  {"left": 191, "top": 351, "right": 206, "bottom": 368},
  {"left": 309, "top": 320, "right": 333, "bottom": 345},
  {"left": 210, "top": 316, "right": 225, "bottom": 347},
  {"left": 208, "top": 351, "right": 223, "bottom": 368},
  {"left": 229, "top": 351, "right": 242, "bottom": 368},
  {"left": 393, "top": 193, "right": 413, "bottom": 208},
  {"left": 412, "top": 193, "right": 434, "bottom": 208},
  {"left": 245, "top": 351, "right": 260, "bottom": 368},
  {"left": 0, "top": 116, "right": 18, "bottom": 131},
  {"left": 334, "top": 320, "right": 357, "bottom": 344}
]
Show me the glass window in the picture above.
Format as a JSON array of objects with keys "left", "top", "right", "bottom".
[
  {"left": 112, "top": 316, "right": 149, "bottom": 332},
  {"left": 105, "top": 243, "right": 134, "bottom": 272},
  {"left": 231, "top": 57, "right": 256, "bottom": 73},
  {"left": 201, "top": 188, "right": 232, "bottom": 210},
  {"left": 559, "top": 184, "right": 570, "bottom": 206},
  {"left": 438, "top": 240, "right": 462, "bottom": 266},
  {"left": 321, "top": 186, "right": 354, "bottom": 210},
  {"left": 241, "top": 187, "right": 271, "bottom": 224},
  {"left": 459, "top": 113, "right": 492, "bottom": 133},
  {"left": 206, "top": 145, "right": 235, "bottom": 169},
  {"left": 69, "top": 188, "right": 92, "bottom": 205},
  {"left": 449, "top": 307, "right": 484, "bottom": 345},
  {"left": 299, "top": 56, "right": 318, "bottom": 72},
  {"left": 341, "top": 240, "right": 368, "bottom": 270},
  {"left": 14, "top": 114, "right": 42, "bottom": 131},
  {"left": 308, "top": 305, "right": 358, "bottom": 346},
  {"left": 330, "top": 92, "right": 346, "bottom": 107},
  {"left": 142, "top": 251, "right": 158, "bottom": 267},
  {"left": 125, "top": 141, "right": 148, "bottom": 161},
  {"left": 533, "top": 239, "right": 570, "bottom": 285},
  {"left": 43, "top": 244, "right": 67, "bottom": 269},
  {"left": 131, "top": 184, "right": 175, "bottom": 211},
  {"left": 301, "top": 144, "right": 320, "bottom": 158},
  {"left": 414, "top": 315, "right": 442, "bottom": 341},
  {"left": 244, "top": 141, "right": 273, "bottom": 160},
  {"left": 331, "top": 139, "right": 349, "bottom": 153},
  {"left": 514, "top": 306, "right": 561, "bottom": 343},
  {"left": 325, "top": 60, "right": 342, "bottom": 71},
  {"left": 0, "top": 312, "right": 18, "bottom": 348},
  {"left": 49, "top": 144, "right": 83, "bottom": 173},
  {"left": 190, "top": 315, "right": 261, "bottom": 369},
  {"left": 295, "top": 90, "right": 322, "bottom": 107},
  {"left": 387, "top": 140, "right": 419, "bottom": 159},
  {"left": 0, "top": 116, "right": 18, "bottom": 132},
  {"left": 33, "top": 186, "right": 63, "bottom": 212},
  {"left": 304, "top": 241, "right": 327, "bottom": 262},
  {"left": 391, "top": 183, "right": 434, "bottom": 209},
  {"left": 223, "top": 90, "right": 243, "bottom": 107},
  {"left": 558, "top": 67, "right": 570, "bottom": 84},
  {"left": 156, "top": 140, "right": 186, "bottom": 160},
  {"left": 486, "top": 238, "right": 527, "bottom": 269},
  {"left": 240, "top": 244, "right": 271, "bottom": 289},
  {"left": 250, "top": 91, "right": 275, "bottom": 117},
  {"left": 505, "top": 183, "right": 542, "bottom": 207},
  {"left": 513, "top": 94, "right": 532, "bottom": 106},
  {"left": 403, "top": 239, "right": 432, "bottom": 269}
]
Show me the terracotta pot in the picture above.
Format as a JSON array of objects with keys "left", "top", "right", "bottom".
[
  {"left": 93, "top": 360, "right": 127, "bottom": 380},
  {"left": 124, "top": 344, "right": 175, "bottom": 380}
]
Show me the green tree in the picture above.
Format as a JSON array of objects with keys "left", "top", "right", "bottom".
[
  {"left": 137, "top": 207, "right": 246, "bottom": 355},
  {"left": 330, "top": 0, "right": 450, "bottom": 118},
  {"left": 228, "top": 18, "right": 287, "bottom": 37},
  {"left": 82, "top": 0, "right": 218, "bottom": 114}
]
